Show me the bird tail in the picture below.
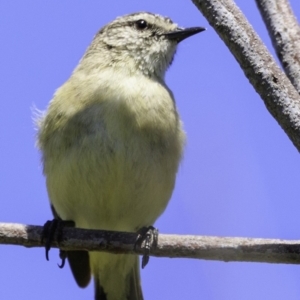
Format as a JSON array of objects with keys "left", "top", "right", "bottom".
[{"left": 92, "top": 253, "right": 143, "bottom": 300}]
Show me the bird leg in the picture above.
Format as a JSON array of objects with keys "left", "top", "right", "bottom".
[
  {"left": 41, "top": 218, "right": 75, "bottom": 268},
  {"left": 135, "top": 226, "right": 159, "bottom": 269}
]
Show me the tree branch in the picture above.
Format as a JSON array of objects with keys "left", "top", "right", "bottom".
[
  {"left": 255, "top": 0, "right": 300, "bottom": 94},
  {"left": 1, "top": 222, "right": 300, "bottom": 264},
  {"left": 191, "top": 0, "right": 300, "bottom": 151}
]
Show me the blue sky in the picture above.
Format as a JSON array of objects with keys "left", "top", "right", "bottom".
[{"left": 1, "top": 1, "right": 300, "bottom": 299}]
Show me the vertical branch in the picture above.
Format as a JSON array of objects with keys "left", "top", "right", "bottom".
[
  {"left": 255, "top": 0, "right": 300, "bottom": 94},
  {"left": 191, "top": 0, "right": 300, "bottom": 151}
]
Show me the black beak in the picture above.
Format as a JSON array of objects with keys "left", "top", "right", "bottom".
[{"left": 163, "top": 27, "right": 206, "bottom": 43}]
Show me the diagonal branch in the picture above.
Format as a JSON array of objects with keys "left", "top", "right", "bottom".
[
  {"left": 1, "top": 222, "right": 300, "bottom": 264},
  {"left": 191, "top": 0, "right": 300, "bottom": 152},
  {"left": 255, "top": 0, "right": 300, "bottom": 94}
]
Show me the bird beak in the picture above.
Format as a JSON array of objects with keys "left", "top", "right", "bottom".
[{"left": 163, "top": 27, "right": 206, "bottom": 43}]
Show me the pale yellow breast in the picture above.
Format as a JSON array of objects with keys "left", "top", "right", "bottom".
[{"left": 38, "top": 71, "right": 185, "bottom": 231}]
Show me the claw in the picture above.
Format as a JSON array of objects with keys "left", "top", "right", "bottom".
[
  {"left": 42, "top": 219, "right": 59, "bottom": 261},
  {"left": 58, "top": 250, "right": 67, "bottom": 268},
  {"left": 41, "top": 219, "right": 75, "bottom": 268},
  {"left": 135, "top": 226, "right": 158, "bottom": 269}
]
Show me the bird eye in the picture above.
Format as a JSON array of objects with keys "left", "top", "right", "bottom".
[{"left": 135, "top": 19, "right": 148, "bottom": 30}]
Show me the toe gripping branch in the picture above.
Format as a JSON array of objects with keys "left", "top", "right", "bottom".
[
  {"left": 135, "top": 226, "right": 159, "bottom": 269},
  {"left": 41, "top": 219, "right": 75, "bottom": 268}
]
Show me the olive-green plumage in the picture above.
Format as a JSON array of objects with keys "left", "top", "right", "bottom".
[{"left": 37, "top": 11, "right": 203, "bottom": 300}]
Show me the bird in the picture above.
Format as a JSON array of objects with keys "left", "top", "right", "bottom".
[{"left": 37, "top": 11, "right": 205, "bottom": 300}]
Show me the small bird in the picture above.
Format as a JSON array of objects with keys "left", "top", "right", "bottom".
[{"left": 37, "top": 12, "right": 204, "bottom": 300}]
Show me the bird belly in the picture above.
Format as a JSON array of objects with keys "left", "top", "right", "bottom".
[{"left": 46, "top": 136, "right": 177, "bottom": 232}]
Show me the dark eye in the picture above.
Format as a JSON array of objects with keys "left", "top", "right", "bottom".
[{"left": 135, "top": 19, "right": 148, "bottom": 30}]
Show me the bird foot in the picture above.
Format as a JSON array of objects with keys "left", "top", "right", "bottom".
[
  {"left": 135, "top": 226, "right": 158, "bottom": 269},
  {"left": 41, "top": 219, "right": 75, "bottom": 268}
]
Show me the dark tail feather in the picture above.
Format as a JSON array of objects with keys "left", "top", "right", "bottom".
[
  {"left": 67, "top": 251, "right": 91, "bottom": 288},
  {"left": 50, "top": 205, "right": 91, "bottom": 288},
  {"left": 94, "top": 277, "right": 107, "bottom": 300}
]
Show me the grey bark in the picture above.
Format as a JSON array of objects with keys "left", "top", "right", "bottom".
[
  {"left": 192, "top": 0, "right": 300, "bottom": 151},
  {"left": 1, "top": 222, "right": 300, "bottom": 264},
  {"left": 255, "top": 0, "right": 300, "bottom": 94}
]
